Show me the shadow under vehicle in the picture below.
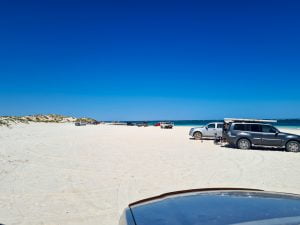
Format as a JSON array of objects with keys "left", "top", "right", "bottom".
[{"left": 120, "top": 188, "right": 300, "bottom": 225}]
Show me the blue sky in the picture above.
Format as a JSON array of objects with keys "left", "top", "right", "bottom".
[{"left": 0, "top": 0, "right": 299, "bottom": 120}]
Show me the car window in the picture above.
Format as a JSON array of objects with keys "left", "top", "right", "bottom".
[
  {"left": 207, "top": 124, "right": 215, "bottom": 128},
  {"left": 262, "top": 125, "right": 277, "bottom": 133},
  {"left": 233, "top": 124, "right": 252, "bottom": 131},
  {"left": 244, "top": 124, "right": 251, "bottom": 131},
  {"left": 250, "top": 124, "right": 262, "bottom": 132},
  {"left": 233, "top": 124, "right": 245, "bottom": 131},
  {"left": 217, "top": 124, "right": 223, "bottom": 128}
]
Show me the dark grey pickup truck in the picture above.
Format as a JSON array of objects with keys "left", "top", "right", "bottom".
[{"left": 223, "top": 121, "right": 300, "bottom": 152}]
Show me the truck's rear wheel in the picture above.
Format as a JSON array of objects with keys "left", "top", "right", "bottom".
[
  {"left": 237, "top": 138, "right": 251, "bottom": 150},
  {"left": 193, "top": 131, "right": 202, "bottom": 140}
]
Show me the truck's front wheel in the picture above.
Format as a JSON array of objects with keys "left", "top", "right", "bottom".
[
  {"left": 286, "top": 141, "right": 300, "bottom": 152},
  {"left": 193, "top": 131, "right": 202, "bottom": 140}
]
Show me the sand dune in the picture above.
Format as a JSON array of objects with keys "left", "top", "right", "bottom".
[{"left": 0, "top": 123, "right": 300, "bottom": 225}]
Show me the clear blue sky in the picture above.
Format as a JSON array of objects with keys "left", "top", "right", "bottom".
[{"left": 0, "top": 0, "right": 299, "bottom": 120}]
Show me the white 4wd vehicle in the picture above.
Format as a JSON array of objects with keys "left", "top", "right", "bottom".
[
  {"left": 160, "top": 122, "right": 174, "bottom": 129},
  {"left": 189, "top": 122, "right": 223, "bottom": 140}
]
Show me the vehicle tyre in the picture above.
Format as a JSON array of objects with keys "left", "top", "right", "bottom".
[
  {"left": 286, "top": 141, "right": 300, "bottom": 152},
  {"left": 237, "top": 138, "right": 251, "bottom": 150},
  {"left": 193, "top": 131, "right": 202, "bottom": 140}
]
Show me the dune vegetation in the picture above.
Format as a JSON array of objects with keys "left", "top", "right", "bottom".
[{"left": 0, "top": 114, "right": 97, "bottom": 127}]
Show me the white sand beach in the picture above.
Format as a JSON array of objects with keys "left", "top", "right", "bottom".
[{"left": 1, "top": 123, "right": 300, "bottom": 225}]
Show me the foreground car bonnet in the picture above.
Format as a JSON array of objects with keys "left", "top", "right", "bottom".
[{"left": 127, "top": 188, "right": 300, "bottom": 225}]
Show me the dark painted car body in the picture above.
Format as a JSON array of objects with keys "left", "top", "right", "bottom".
[
  {"left": 120, "top": 188, "right": 300, "bottom": 225},
  {"left": 223, "top": 123, "right": 300, "bottom": 149}
]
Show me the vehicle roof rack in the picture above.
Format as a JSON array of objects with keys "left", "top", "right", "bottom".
[{"left": 224, "top": 118, "right": 277, "bottom": 123}]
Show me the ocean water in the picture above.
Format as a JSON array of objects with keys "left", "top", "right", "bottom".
[{"left": 125, "top": 119, "right": 300, "bottom": 129}]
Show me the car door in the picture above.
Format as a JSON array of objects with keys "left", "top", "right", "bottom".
[
  {"left": 206, "top": 123, "right": 217, "bottom": 137},
  {"left": 249, "top": 124, "right": 263, "bottom": 145},
  {"left": 261, "top": 125, "right": 282, "bottom": 146},
  {"left": 216, "top": 123, "right": 223, "bottom": 137}
]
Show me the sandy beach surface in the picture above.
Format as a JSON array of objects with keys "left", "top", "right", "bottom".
[{"left": 1, "top": 123, "right": 300, "bottom": 225}]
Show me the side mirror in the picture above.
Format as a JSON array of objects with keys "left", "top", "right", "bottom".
[{"left": 205, "top": 126, "right": 208, "bottom": 129}]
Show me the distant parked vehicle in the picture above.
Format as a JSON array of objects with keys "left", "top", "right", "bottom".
[
  {"left": 160, "top": 122, "right": 174, "bottom": 129},
  {"left": 154, "top": 122, "right": 161, "bottom": 127},
  {"left": 75, "top": 122, "right": 87, "bottom": 126},
  {"left": 127, "top": 122, "right": 135, "bottom": 126},
  {"left": 110, "top": 122, "right": 127, "bottom": 125},
  {"left": 222, "top": 118, "right": 300, "bottom": 152},
  {"left": 137, "top": 122, "right": 148, "bottom": 127},
  {"left": 189, "top": 122, "right": 223, "bottom": 140}
]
